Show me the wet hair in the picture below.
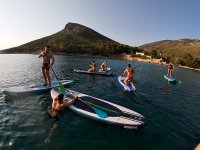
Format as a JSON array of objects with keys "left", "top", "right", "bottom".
[
  {"left": 93, "top": 61, "right": 95, "bottom": 63},
  {"left": 128, "top": 64, "right": 131, "bottom": 68},
  {"left": 57, "top": 94, "right": 64, "bottom": 103}
]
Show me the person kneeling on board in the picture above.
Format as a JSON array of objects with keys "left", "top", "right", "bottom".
[
  {"left": 48, "top": 93, "right": 78, "bottom": 119},
  {"left": 88, "top": 61, "right": 97, "bottom": 72},
  {"left": 100, "top": 61, "right": 108, "bottom": 71},
  {"left": 123, "top": 64, "right": 134, "bottom": 84}
]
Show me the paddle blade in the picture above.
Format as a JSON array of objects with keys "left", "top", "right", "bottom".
[
  {"left": 58, "top": 81, "right": 65, "bottom": 93},
  {"left": 91, "top": 106, "right": 107, "bottom": 118}
]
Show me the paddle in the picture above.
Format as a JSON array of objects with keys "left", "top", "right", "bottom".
[
  {"left": 133, "top": 65, "right": 141, "bottom": 69},
  {"left": 51, "top": 68, "right": 65, "bottom": 93},
  {"left": 129, "top": 82, "right": 138, "bottom": 96},
  {"left": 51, "top": 67, "right": 108, "bottom": 118},
  {"left": 76, "top": 97, "right": 107, "bottom": 118},
  {"left": 66, "top": 90, "right": 108, "bottom": 118}
]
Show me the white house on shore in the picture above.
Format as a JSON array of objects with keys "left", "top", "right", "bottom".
[
  {"left": 136, "top": 52, "right": 145, "bottom": 56},
  {"left": 135, "top": 52, "right": 151, "bottom": 59}
]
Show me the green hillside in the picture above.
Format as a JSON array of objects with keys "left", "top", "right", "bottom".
[
  {"left": 0, "top": 23, "right": 136, "bottom": 55},
  {"left": 139, "top": 39, "right": 200, "bottom": 68}
]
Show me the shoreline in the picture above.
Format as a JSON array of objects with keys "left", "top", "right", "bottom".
[
  {"left": 123, "top": 54, "right": 200, "bottom": 72},
  {"left": 1, "top": 52, "right": 200, "bottom": 72}
]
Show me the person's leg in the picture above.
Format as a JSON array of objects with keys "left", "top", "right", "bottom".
[
  {"left": 169, "top": 70, "right": 172, "bottom": 78},
  {"left": 167, "top": 69, "right": 170, "bottom": 76},
  {"left": 130, "top": 76, "right": 134, "bottom": 82},
  {"left": 124, "top": 77, "right": 129, "bottom": 84},
  {"left": 46, "top": 69, "right": 51, "bottom": 87},
  {"left": 103, "top": 66, "right": 105, "bottom": 71},
  {"left": 42, "top": 67, "right": 48, "bottom": 85}
]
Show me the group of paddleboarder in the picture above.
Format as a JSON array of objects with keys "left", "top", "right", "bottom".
[
  {"left": 38, "top": 45, "right": 174, "bottom": 118},
  {"left": 88, "top": 60, "right": 108, "bottom": 72}
]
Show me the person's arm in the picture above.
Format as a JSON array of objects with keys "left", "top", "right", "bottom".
[
  {"left": 51, "top": 98, "right": 57, "bottom": 109},
  {"left": 38, "top": 51, "right": 44, "bottom": 58},
  {"left": 123, "top": 68, "right": 127, "bottom": 74},
  {"left": 63, "top": 96, "right": 78, "bottom": 108}
]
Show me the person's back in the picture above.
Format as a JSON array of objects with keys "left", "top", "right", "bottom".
[
  {"left": 123, "top": 64, "right": 134, "bottom": 84},
  {"left": 88, "top": 61, "right": 97, "bottom": 72}
]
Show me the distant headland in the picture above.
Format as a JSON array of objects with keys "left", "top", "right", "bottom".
[{"left": 0, "top": 22, "right": 200, "bottom": 71}]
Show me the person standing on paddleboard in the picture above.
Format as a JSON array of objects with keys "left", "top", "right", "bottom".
[
  {"left": 38, "top": 45, "right": 55, "bottom": 87},
  {"left": 123, "top": 64, "right": 134, "bottom": 84},
  {"left": 167, "top": 63, "right": 174, "bottom": 78}
]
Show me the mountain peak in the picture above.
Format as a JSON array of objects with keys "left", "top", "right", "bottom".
[{"left": 64, "top": 22, "right": 87, "bottom": 32}]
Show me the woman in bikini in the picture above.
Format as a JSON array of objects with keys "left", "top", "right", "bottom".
[{"left": 123, "top": 64, "right": 134, "bottom": 84}]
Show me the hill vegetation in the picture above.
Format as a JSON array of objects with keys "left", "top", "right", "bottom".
[
  {"left": 139, "top": 39, "right": 200, "bottom": 68},
  {"left": 0, "top": 23, "right": 139, "bottom": 56},
  {"left": 1, "top": 23, "right": 200, "bottom": 69}
]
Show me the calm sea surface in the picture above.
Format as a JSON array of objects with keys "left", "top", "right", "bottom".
[{"left": 0, "top": 54, "right": 200, "bottom": 150}]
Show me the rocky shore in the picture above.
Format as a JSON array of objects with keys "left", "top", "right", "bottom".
[{"left": 123, "top": 54, "right": 200, "bottom": 72}]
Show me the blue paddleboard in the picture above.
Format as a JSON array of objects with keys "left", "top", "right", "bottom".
[
  {"left": 2, "top": 80, "right": 74, "bottom": 96},
  {"left": 164, "top": 75, "right": 177, "bottom": 84}
]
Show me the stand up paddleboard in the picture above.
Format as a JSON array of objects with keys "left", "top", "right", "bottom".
[
  {"left": 118, "top": 76, "right": 136, "bottom": 92},
  {"left": 74, "top": 69, "right": 112, "bottom": 76},
  {"left": 164, "top": 75, "right": 177, "bottom": 84},
  {"left": 51, "top": 88, "right": 145, "bottom": 129},
  {"left": 2, "top": 80, "right": 74, "bottom": 96}
]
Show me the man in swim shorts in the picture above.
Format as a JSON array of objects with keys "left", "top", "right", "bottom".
[
  {"left": 48, "top": 93, "right": 78, "bottom": 118},
  {"left": 38, "top": 45, "right": 55, "bottom": 87}
]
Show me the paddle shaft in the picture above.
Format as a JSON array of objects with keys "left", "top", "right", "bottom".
[
  {"left": 51, "top": 67, "right": 65, "bottom": 92},
  {"left": 51, "top": 67, "right": 59, "bottom": 81}
]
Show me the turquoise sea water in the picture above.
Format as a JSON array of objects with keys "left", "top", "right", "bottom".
[{"left": 0, "top": 54, "right": 200, "bottom": 150}]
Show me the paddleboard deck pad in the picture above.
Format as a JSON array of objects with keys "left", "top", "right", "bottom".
[
  {"left": 74, "top": 69, "right": 112, "bottom": 76},
  {"left": 2, "top": 80, "right": 74, "bottom": 96},
  {"left": 51, "top": 88, "right": 145, "bottom": 129},
  {"left": 118, "top": 76, "right": 136, "bottom": 92}
]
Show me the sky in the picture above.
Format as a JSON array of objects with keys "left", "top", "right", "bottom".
[{"left": 0, "top": 0, "right": 200, "bottom": 50}]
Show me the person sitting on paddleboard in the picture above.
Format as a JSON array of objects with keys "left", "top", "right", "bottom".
[
  {"left": 38, "top": 45, "right": 55, "bottom": 87},
  {"left": 123, "top": 64, "right": 134, "bottom": 84},
  {"left": 100, "top": 61, "right": 108, "bottom": 71},
  {"left": 48, "top": 93, "right": 78, "bottom": 119},
  {"left": 167, "top": 63, "right": 174, "bottom": 78},
  {"left": 88, "top": 61, "right": 97, "bottom": 72}
]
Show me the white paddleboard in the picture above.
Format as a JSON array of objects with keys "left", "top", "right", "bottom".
[
  {"left": 51, "top": 88, "right": 145, "bottom": 129},
  {"left": 74, "top": 69, "right": 112, "bottom": 76},
  {"left": 118, "top": 76, "right": 136, "bottom": 92}
]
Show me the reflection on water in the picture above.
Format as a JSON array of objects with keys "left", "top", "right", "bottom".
[{"left": 0, "top": 54, "right": 200, "bottom": 150}]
